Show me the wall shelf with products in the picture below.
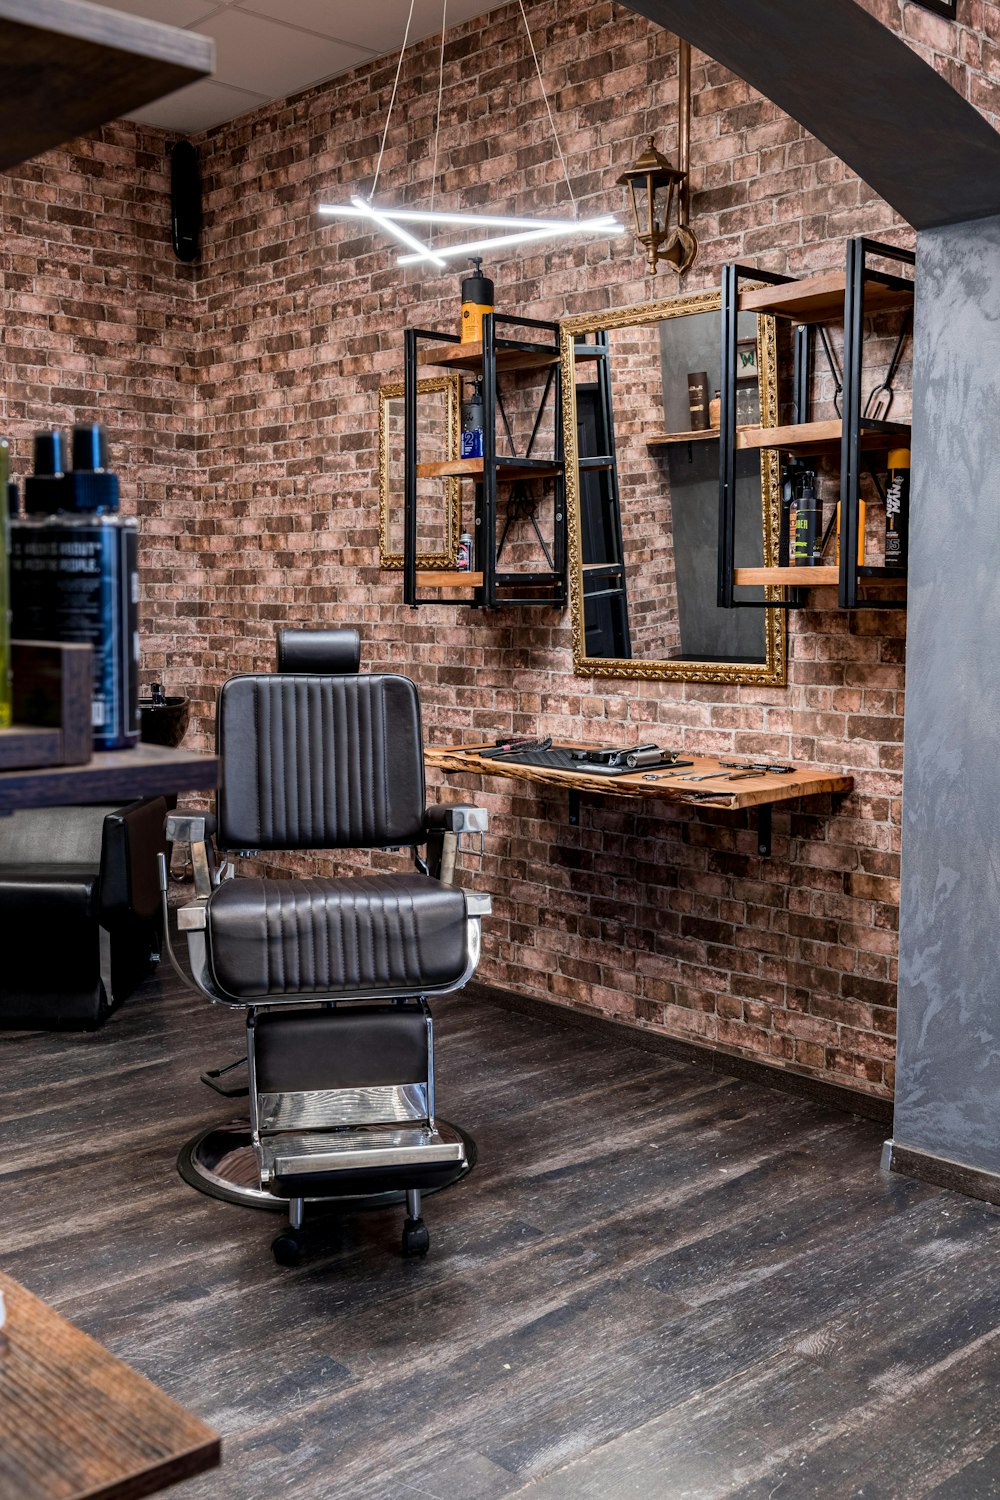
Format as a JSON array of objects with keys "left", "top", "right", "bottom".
[
  {"left": 404, "top": 313, "right": 567, "bottom": 609},
  {"left": 735, "top": 417, "right": 911, "bottom": 456},
  {"left": 719, "top": 236, "right": 915, "bottom": 611}
]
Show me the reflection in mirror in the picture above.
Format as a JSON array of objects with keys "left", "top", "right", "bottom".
[
  {"left": 561, "top": 292, "right": 786, "bottom": 686},
  {"left": 379, "top": 376, "right": 460, "bottom": 569}
]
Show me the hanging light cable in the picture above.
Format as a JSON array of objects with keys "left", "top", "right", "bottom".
[{"left": 319, "top": 0, "right": 621, "bottom": 269}]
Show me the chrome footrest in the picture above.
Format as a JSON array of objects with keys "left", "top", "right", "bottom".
[{"left": 258, "top": 1122, "right": 467, "bottom": 1182}]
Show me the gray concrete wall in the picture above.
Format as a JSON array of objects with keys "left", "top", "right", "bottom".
[{"left": 893, "top": 212, "right": 1000, "bottom": 1173}]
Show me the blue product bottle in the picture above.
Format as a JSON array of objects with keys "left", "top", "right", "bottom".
[
  {"left": 460, "top": 379, "right": 485, "bottom": 459},
  {"left": 10, "top": 425, "right": 139, "bottom": 751}
]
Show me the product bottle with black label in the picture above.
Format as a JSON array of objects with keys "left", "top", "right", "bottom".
[
  {"left": 460, "top": 379, "right": 485, "bottom": 459},
  {"left": 10, "top": 425, "right": 139, "bottom": 751},
  {"left": 791, "top": 469, "right": 822, "bottom": 565}
]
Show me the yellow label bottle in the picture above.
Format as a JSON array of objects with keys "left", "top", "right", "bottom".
[
  {"left": 0, "top": 438, "right": 9, "bottom": 729},
  {"left": 835, "top": 498, "right": 866, "bottom": 566},
  {"left": 460, "top": 258, "right": 494, "bottom": 345}
]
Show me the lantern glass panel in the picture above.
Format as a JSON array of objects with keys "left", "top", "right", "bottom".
[
  {"left": 652, "top": 179, "right": 675, "bottom": 235},
  {"left": 629, "top": 178, "right": 649, "bottom": 238}
]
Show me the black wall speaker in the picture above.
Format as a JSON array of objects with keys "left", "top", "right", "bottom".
[{"left": 170, "top": 141, "right": 201, "bottom": 263}]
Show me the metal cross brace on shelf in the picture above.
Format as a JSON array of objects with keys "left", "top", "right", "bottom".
[{"left": 494, "top": 364, "right": 559, "bottom": 570}]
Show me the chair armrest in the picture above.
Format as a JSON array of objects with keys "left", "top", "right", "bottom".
[
  {"left": 166, "top": 811, "right": 218, "bottom": 898},
  {"left": 424, "top": 804, "right": 489, "bottom": 835},
  {"left": 98, "top": 796, "right": 168, "bottom": 928},
  {"left": 166, "top": 811, "right": 217, "bottom": 843},
  {"left": 177, "top": 898, "right": 208, "bottom": 931},
  {"left": 424, "top": 805, "right": 488, "bottom": 885}
]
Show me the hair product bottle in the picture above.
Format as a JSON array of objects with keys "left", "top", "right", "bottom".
[
  {"left": 460, "top": 258, "right": 494, "bottom": 344},
  {"left": 10, "top": 425, "right": 139, "bottom": 751},
  {"left": 884, "top": 447, "right": 910, "bottom": 568},
  {"left": 835, "top": 497, "right": 867, "bottom": 566},
  {"left": 790, "top": 469, "right": 822, "bottom": 565},
  {"left": 460, "top": 379, "right": 485, "bottom": 459}
]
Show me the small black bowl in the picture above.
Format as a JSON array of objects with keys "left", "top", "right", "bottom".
[{"left": 139, "top": 690, "right": 190, "bottom": 748}]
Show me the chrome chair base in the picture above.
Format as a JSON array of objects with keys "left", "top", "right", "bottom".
[{"left": 177, "top": 1118, "right": 476, "bottom": 1213}]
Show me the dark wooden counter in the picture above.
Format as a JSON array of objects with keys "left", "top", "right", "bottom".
[
  {"left": 0, "top": 1269, "right": 219, "bottom": 1500},
  {"left": 0, "top": 742, "right": 219, "bottom": 812},
  {"left": 427, "top": 742, "right": 853, "bottom": 810},
  {"left": 426, "top": 742, "right": 854, "bottom": 855}
]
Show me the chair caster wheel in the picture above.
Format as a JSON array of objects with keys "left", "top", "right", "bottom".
[
  {"left": 272, "top": 1229, "right": 304, "bottom": 1266},
  {"left": 402, "top": 1217, "right": 430, "bottom": 1258}
]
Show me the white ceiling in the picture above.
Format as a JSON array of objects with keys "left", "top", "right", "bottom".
[{"left": 88, "top": 0, "right": 493, "bottom": 133}]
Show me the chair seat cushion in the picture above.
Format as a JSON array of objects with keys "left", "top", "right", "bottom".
[{"left": 206, "top": 872, "right": 471, "bottom": 1000}]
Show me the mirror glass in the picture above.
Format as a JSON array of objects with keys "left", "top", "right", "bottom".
[
  {"left": 380, "top": 376, "right": 460, "bottom": 569},
  {"left": 561, "top": 292, "right": 786, "bottom": 685}
]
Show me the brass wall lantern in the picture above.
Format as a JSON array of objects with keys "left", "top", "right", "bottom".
[{"left": 618, "top": 40, "right": 698, "bottom": 276}]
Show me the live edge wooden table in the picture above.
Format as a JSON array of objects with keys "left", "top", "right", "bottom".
[
  {"left": 0, "top": 743, "right": 220, "bottom": 814},
  {"left": 0, "top": 1270, "right": 219, "bottom": 1500},
  {"left": 425, "top": 743, "right": 854, "bottom": 856}
]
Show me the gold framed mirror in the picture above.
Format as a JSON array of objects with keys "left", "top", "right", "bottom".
[
  {"left": 379, "top": 375, "right": 461, "bottom": 570},
  {"left": 560, "top": 291, "right": 787, "bottom": 685}
]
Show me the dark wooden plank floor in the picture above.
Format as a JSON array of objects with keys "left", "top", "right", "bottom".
[{"left": 3, "top": 971, "right": 1000, "bottom": 1499}]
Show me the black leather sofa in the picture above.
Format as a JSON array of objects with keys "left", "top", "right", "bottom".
[{"left": 0, "top": 797, "right": 168, "bottom": 1030}]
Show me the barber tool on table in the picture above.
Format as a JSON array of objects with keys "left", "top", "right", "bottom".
[{"left": 471, "top": 739, "right": 693, "bottom": 776}]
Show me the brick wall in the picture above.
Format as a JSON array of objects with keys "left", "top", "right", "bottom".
[{"left": 3, "top": 0, "right": 994, "bottom": 1100}]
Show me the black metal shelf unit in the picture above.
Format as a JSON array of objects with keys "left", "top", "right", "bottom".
[
  {"left": 718, "top": 236, "right": 915, "bottom": 611},
  {"left": 403, "top": 312, "right": 567, "bottom": 609}
]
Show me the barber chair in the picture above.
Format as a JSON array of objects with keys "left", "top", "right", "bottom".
[
  {"left": 0, "top": 797, "right": 167, "bottom": 1030},
  {"left": 162, "top": 628, "right": 490, "bottom": 1265}
]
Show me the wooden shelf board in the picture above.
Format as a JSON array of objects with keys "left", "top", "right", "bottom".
[
  {"left": 734, "top": 566, "right": 908, "bottom": 588},
  {"left": 647, "top": 428, "right": 720, "bottom": 447},
  {"left": 735, "top": 566, "right": 840, "bottom": 587},
  {"left": 416, "top": 458, "right": 484, "bottom": 479},
  {"left": 416, "top": 340, "right": 558, "bottom": 373},
  {"left": 416, "top": 457, "right": 562, "bottom": 481},
  {"left": 736, "top": 419, "right": 911, "bottom": 454},
  {"left": 739, "top": 269, "right": 914, "bottom": 324},
  {"left": 416, "top": 570, "right": 483, "bottom": 588},
  {"left": 426, "top": 742, "right": 854, "bottom": 812},
  {"left": 0, "top": 0, "right": 214, "bottom": 173}
]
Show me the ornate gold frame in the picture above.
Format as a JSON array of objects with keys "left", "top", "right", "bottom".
[
  {"left": 379, "top": 375, "right": 461, "bottom": 570},
  {"left": 559, "top": 290, "right": 786, "bottom": 686}
]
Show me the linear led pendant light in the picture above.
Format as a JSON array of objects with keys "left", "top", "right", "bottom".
[{"left": 318, "top": 0, "right": 624, "bottom": 269}]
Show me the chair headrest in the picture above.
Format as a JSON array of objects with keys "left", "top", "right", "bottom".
[{"left": 275, "top": 628, "right": 361, "bottom": 675}]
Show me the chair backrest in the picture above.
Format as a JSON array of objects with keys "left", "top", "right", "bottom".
[{"left": 216, "top": 673, "right": 427, "bottom": 852}]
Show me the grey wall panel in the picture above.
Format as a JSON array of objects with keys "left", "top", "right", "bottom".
[
  {"left": 620, "top": 0, "right": 1000, "bottom": 230},
  {"left": 893, "top": 213, "right": 1000, "bottom": 1172}
]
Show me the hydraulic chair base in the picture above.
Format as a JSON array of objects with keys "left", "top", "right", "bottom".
[{"left": 178, "top": 1118, "right": 476, "bottom": 1214}]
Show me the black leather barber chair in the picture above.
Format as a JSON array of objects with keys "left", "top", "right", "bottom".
[
  {"left": 0, "top": 797, "right": 167, "bottom": 1030},
  {"left": 162, "top": 628, "right": 490, "bottom": 1265}
]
